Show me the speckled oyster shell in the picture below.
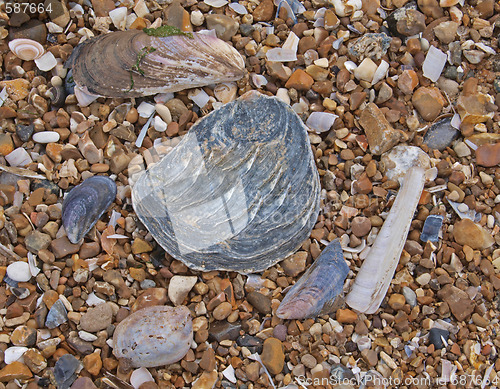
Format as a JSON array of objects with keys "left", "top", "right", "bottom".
[
  {"left": 62, "top": 176, "right": 116, "bottom": 243},
  {"left": 113, "top": 305, "right": 193, "bottom": 368},
  {"left": 65, "top": 30, "right": 245, "bottom": 98},
  {"left": 132, "top": 91, "right": 320, "bottom": 273}
]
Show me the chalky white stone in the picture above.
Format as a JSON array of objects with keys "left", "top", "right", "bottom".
[
  {"left": 32, "top": 131, "right": 60, "bottom": 144},
  {"left": 7, "top": 261, "right": 32, "bottom": 282},
  {"left": 5, "top": 147, "right": 32, "bottom": 167},
  {"left": 4, "top": 347, "right": 28, "bottom": 364}
]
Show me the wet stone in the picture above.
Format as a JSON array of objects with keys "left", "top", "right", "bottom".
[
  {"left": 54, "top": 354, "right": 81, "bottom": 389},
  {"left": 45, "top": 299, "right": 67, "bottom": 329},
  {"left": 209, "top": 321, "right": 242, "bottom": 342},
  {"left": 423, "top": 118, "right": 459, "bottom": 150},
  {"left": 237, "top": 335, "right": 263, "bottom": 354},
  {"left": 428, "top": 328, "right": 449, "bottom": 349}
]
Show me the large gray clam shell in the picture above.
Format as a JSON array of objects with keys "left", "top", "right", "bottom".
[
  {"left": 113, "top": 305, "right": 193, "bottom": 368},
  {"left": 65, "top": 30, "right": 245, "bottom": 98},
  {"left": 132, "top": 91, "right": 320, "bottom": 273},
  {"left": 62, "top": 176, "right": 117, "bottom": 244}
]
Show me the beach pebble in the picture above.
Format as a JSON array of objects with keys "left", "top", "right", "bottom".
[
  {"left": 6, "top": 261, "right": 31, "bottom": 282},
  {"left": 32, "top": 131, "right": 60, "bottom": 143}
]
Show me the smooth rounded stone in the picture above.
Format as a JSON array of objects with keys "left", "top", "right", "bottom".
[
  {"left": 79, "top": 303, "right": 113, "bottom": 332},
  {"left": 45, "top": 299, "right": 68, "bottom": 329},
  {"left": 9, "top": 19, "right": 48, "bottom": 43},
  {"left": 402, "top": 286, "right": 417, "bottom": 307},
  {"left": 54, "top": 354, "right": 81, "bottom": 389},
  {"left": 6, "top": 261, "right": 31, "bottom": 282},
  {"left": 113, "top": 305, "right": 193, "bottom": 368},
  {"left": 132, "top": 91, "right": 320, "bottom": 273},
  {"left": 130, "top": 367, "right": 154, "bottom": 389},
  {"left": 62, "top": 176, "right": 117, "bottom": 244},
  {"left": 32, "top": 131, "right": 60, "bottom": 143},
  {"left": 453, "top": 219, "right": 494, "bottom": 250},
  {"left": 213, "top": 302, "right": 232, "bottom": 320},
  {"left": 272, "top": 324, "right": 288, "bottom": 342},
  {"left": 70, "top": 377, "right": 97, "bottom": 389},
  {"left": 67, "top": 29, "right": 245, "bottom": 98},
  {"left": 475, "top": 143, "right": 500, "bottom": 167},
  {"left": 247, "top": 291, "right": 271, "bottom": 314},
  {"left": 428, "top": 328, "right": 449, "bottom": 349},
  {"left": 260, "top": 338, "right": 284, "bottom": 375},
  {"left": 168, "top": 276, "right": 197, "bottom": 306},
  {"left": 423, "top": 118, "right": 459, "bottom": 150},
  {"left": 351, "top": 217, "right": 371, "bottom": 237}
]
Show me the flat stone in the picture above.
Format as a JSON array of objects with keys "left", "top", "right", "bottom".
[
  {"left": 397, "top": 69, "right": 419, "bottom": 94},
  {"left": 260, "top": 338, "right": 284, "bottom": 375},
  {"left": 168, "top": 276, "right": 197, "bottom": 306},
  {"left": 281, "top": 251, "right": 307, "bottom": 277},
  {"left": 54, "top": 354, "right": 80, "bottom": 389},
  {"left": 0, "top": 361, "right": 32, "bottom": 382},
  {"left": 253, "top": 0, "right": 274, "bottom": 21},
  {"left": 247, "top": 291, "right": 271, "bottom": 314},
  {"left": 131, "top": 288, "right": 167, "bottom": 311},
  {"left": 336, "top": 308, "right": 358, "bottom": 323},
  {"left": 71, "top": 377, "right": 98, "bottom": 389},
  {"left": 11, "top": 325, "right": 37, "bottom": 347},
  {"left": 25, "top": 231, "right": 52, "bottom": 253},
  {"left": 285, "top": 69, "right": 314, "bottom": 91},
  {"left": 23, "top": 348, "right": 47, "bottom": 374},
  {"left": 80, "top": 303, "right": 113, "bottom": 332},
  {"left": 45, "top": 299, "right": 68, "bottom": 329},
  {"left": 205, "top": 14, "right": 239, "bottom": 41},
  {"left": 358, "top": 102, "right": 401, "bottom": 155},
  {"left": 361, "top": 349, "right": 378, "bottom": 367},
  {"left": 456, "top": 93, "right": 494, "bottom": 125},
  {"left": 437, "top": 284, "right": 474, "bottom": 321},
  {"left": 0, "top": 133, "right": 14, "bottom": 156},
  {"left": 192, "top": 371, "right": 218, "bottom": 389},
  {"left": 475, "top": 143, "right": 500, "bottom": 167},
  {"left": 209, "top": 321, "right": 241, "bottom": 342},
  {"left": 453, "top": 219, "right": 494, "bottom": 250},
  {"left": 423, "top": 118, "right": 459, "bottom": 150},
  {"left": 131, "top": 237, "right": 153, "bottom": 254},
  {"left": 237, "top": 335, "right": 264, "bottom": 353},
  {"left": 50, "top": 236, "right": 80, "bottom": 258},
  {"left": 412, "top": 87, "right": 446, "bottom": 121}
]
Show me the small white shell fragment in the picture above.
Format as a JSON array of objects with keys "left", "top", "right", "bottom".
[
  {"left": 135, "top": 114, "right": 154, "bottom": 148},
  {"left": 70, "top": 3, "right": 84, "bottom": 17},
  {"left": 78, "top": 331, "right": 98, "bottom": 342},
  {"left": 423, "top": 45, "right": 447, "bottom": 82},
  {"left": 450, "top": 112, "right": 461, "bottom": 129},
  {"left": 28, "top": 252, "right": 40, "bottom": 277},
  {"left": 32, "top": 131, "right": 61, "bottom": 144},
  {"left": 229, "top": 2, "right": 247, "bottom": 14},
  {"left": 344, "top": 60, "right": 357, "bottom": 72},
  {"left": 353, "top": 57, "right": 377, "bottom": 82},
  {"left": 137, "top": 102, "right": 156, "bottom": 118},
  {"left": 9, "top": 38, "right": 45, "bottom": 61},
  {"left": 4, "top": 347, "right": 28, "bottom": 364},
  {"left": 475, "top": 42, "right": 496, "bottom": 55},
  {"left": 74, "top": 86, "right": 99, "bottom": 107},
  {"left": 371, "top": 60, "right": 389, "bottom": 85},
  {"left": 130, "top": 367, "right": 154, "bottom": 389},
  {"left": 266, "top": 32, "right": 299, "bottom": 62},
  {"left": 109, "top": 7, "right": 128, "bottom": 30},
  {"left": 35, "top": 51, "right": 57, "bottom": 71},
  {"left": 154, "top": 104, "right": 172, "bottom": 124},
  {"left": 5, "top": 147, "right": 32, "bottom": 167},
  {"left": 7, "top": 261, "right": 31, "bottom": 282},
  {"left": 252, "top": 74, "right": 268, "bottom": 88},
  {"left": 133, "top": 0, "right": 149, "bottom": 17},
  {"left": 204, "top": 0, "right": 228, "bottom": 6},
  {"left": 0, "top": 87, "right": 7, "bottom": 107},
  {"left": 86, "top": 292, "right": 106, "bottom": 306},
  {"left": 306, "top": 112, "right": 338, "bottom": 133},
  {"left": 154, "top": 116, "right": 167, "bottom": 132},
  {"left": 223, "top": 365, "right": 237, "bottom": 383},
  {"left": 46, "top": 22, "right": 64, "bottom": 33},
  {"left": 188, "top": 88, "right": 210, "bottom": 108},
  {"left": 168, "top": 275, "right": 198, "bottom": 306}
]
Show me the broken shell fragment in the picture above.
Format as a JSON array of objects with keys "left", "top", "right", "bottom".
[
  {"left": 66, "top": 29, "right": 245, "bottom": 98},
  {"left": 62, "top": 176, "right": 117, "bottom": 244},
  {"left": 276, "top": 239, "right": 349, "bottom": 319},
  {"left": 113, "top": 305, "right": 193, "bottom": 368},
  {"left": 8, "top": 38, "right": 45, "bottom": 61},
  {"left": 131, "top": 91, "right": 320, "bottom": 273}
]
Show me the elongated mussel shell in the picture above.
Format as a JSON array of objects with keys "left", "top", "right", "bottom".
[
  {"left": 131, "top": 91, "right": 320, "bottom": 273},
  {"left": 276, "top": 239, "right": 349, "bottom": 319},
  {"left": 62, "top": 176, "right": 117, "bottom": 243},
  {"left": 113, "top": 305, "right": 193, "bottom": 368},
  {"left": 66, "top": 30, "right": 245, "bottom": 98}
]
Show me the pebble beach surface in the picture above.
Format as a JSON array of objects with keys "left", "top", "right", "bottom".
[{"left": 0, "top": 0, "right": 499, "bottom": 388}]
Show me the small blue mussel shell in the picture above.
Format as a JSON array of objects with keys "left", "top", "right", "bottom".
[
  {"left": 62, "top": 176, "right": 117, "bottom": 244},
  {"left": 276, "top": 239, "right": 349, "bottom": 319},
  {"left": 420, "top": 214, "right": 444, "bottom": 243}
]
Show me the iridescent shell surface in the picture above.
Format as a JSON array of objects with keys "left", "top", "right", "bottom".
[
  {"left": 62, "top": 176, "right": 116, "bottom": 243},
  {"left": 65, "top": 30, "right": 245, "bottom": 98},
  {"left": 132, "top": 91, "right": 320, "bottom": 273},
  {"left": 113, "top": 305, "right": 193, "bottom": 368},
  {"left": 276, "top": 239, "right": 349, "bottom": 319}
]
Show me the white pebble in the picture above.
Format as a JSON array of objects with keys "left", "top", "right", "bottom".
[
  {"left": 5, "top": 147, "right": 32, "bottom": 167},
  {"left": 7, "top": 261, "right": 31, "bottom": 282},
  {"left": 457, "top": 203, "right": 469, "bottom": 213},
  {"left": 35, "top": 51, "right": 57, "bottom": 72},
  {"left": 154, "top": 104, "right": 172, "bottom": 124},
  {"left": 32, "top": 131, "right": 60, "bottom": 144},
  {"left": 78, "top": 331, "right": 98, "bottom": 342},
  {"left": 168, "top": 276, "right": 197, "bottom": 306},
  {"left": 276, "top": 88, "right": 290, "bottom": 105},
  {"left": 487, "top": 215, "right": 494, "bottom": 229},
  {"left": 4, "top": 347, "right": 28, "bottom": 364},
  {"left": 51, "top": 76, "right": 63, "bottom": 87},
  {"left": 130, "top": 367, "right": 154, "bottom": 389},
  {"left": 137, "top": 101, "right": 155, "bottom": 118},
  {"left": 354, "top": 57, "right": 377, "bottom": 82},
  {"left": 154, "top": 116, "right": 167, "bottom": 132},
  {"left": 109, "top": 7, "right": 127, "bottom": 30},
  {"left": 314, "top": 58, "right": 329, "bottom": 67},
  {"left": 191, "top": 10, "right": 204, "bottom": 26}
]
